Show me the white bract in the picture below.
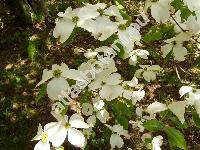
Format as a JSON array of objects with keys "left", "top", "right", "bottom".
[
  {"left": 161, "top": 32, "right": 191, "bottom": 61},
  {"left": 89, "top": 16, "right": 118, "bottom": 41},
  {"left": 89, "top": 71, "right": 123, "bottom": 101},
  {"left": 82, "top": 103, "right": 93, "bottom": 116},
  {"left": 147, "top": 101, "right": 168, "bottom": 114},
  {"left": 152, "top": 135, "right": 163, "bottom": 150},
  {"left": 104, "top": 5, "right": 123, "bottom": 21},
  {"left": 134, "top": 65, "right": 162, "bottom": 82},
  {"left": 106, "top": 124, "right": 130, "bottom": 149},
  {"left": 99, "top": 73, "right": 123, "bottom": 100},
  {"left": 183, "top": 0, "right": 200, "bottom": 12},
  {"left": 117, "top": 24, "right": 141, "bottom": 52},
  {"left": 48, "top": 113, "right": 89, "bottom": 148},
  {"left": 136, "top": 107, "right": 143, "bottom": 117},
  {"left": 32, "top": 123, "right": 60, "bottom": 150},
  {"left": 145, "top": 0, "right": 171, "bottom": 23},
  {"left": 170, "top": 11, "right": 187, "bottom": 33},
  {"left": 168, "top": 101, "right": 186, "bottom": 124},
  {"left": 185, "top": 88, "right": 200, "bottom": 118},
  {"left": 179, "top": 86, "right": 193, "bottom": 97},
  {"left": 122, "top": 77, "right": 145, "bottom": 105},
  {"left": 186, "top": 12, "right": 200, "bottom": 34}
]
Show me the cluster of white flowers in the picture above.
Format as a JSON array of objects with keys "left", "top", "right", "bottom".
[
  {"left": 145, "top": 86, "right": 200, "bottom": 124},
  {"left": 33, "top": 0, "right": 200, "bottom": 149},
  {"left": 146, "top": 0, "right": 200, "bottom": 61}
]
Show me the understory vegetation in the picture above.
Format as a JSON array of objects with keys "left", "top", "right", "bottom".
[{"left": 1, "top": 0, "right": 200, "bottom": 150}]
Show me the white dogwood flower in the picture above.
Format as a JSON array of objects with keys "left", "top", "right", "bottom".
[
  {"left": 82, "top": 103, "right": 93, "bottom": 116},
  {"left": 96, "top": 109, "right": 110, "bottom": 123},
  {"left": 104, "top": 5, "right": 123, "bottom": 22},
  {"left": 36, "top": 63, "right": 81, "bottom": 100},
  {"left": 82, "top": 98, "right": 109, "bottom": 125},
  {"left": 90, "top": 16, "right": 118, "bottom": 41},
  {"left": 99, "top": 73, "right": 123, "bottom": 100},
  {"left": 134, "top": 65, "right": 162, "bottom": 82},
  {"left": 117, "top": 24, "right": 141, "bottom": 52},
  {"left": 106, "top": 124, "right": 130, "bottom": 149},
  {"left": 88, "top": 61, "right": 117, "bottom": 90},
  {"left": 49, "top": 113, "right": 90, "bottom": 148},
  {"left": 170, "top": 11, "right": 187, "bottom": 33},
  {"left": 122, "top": 77, "right": 139, "bottom": 88},
  {"left": 186, "top": 89, "right": 200, "bottom": 118},
  {"left": 128, "top": 49, "right": 149, "bottom": 66},
  {"left": 87, "top": 16, "right": 141, "bottom": 51},
  {"left": 161, "top": 32, "right": 191, "bottom": 61},
  {"left": 53, "top": 7, "right": 77, "bottom": 43},
  {"left": 136, "top": 107, "right": 143, "bottom": 117},
  {"left": 122, "top": 77, "right": 145, "bottom": 105},
  {"left": 32, "top": 123, "right": 60, "bottom": 150},
  {"left": 53, "top": 3, "right": 106, "bottom": 43},
  {"left": 129, "top": 120, "right": 145, "bottom": 132}
]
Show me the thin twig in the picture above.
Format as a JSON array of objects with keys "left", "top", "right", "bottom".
[
  {"left": 170, "top": 15, "right": 200, "bottom": 44},
  {"left": 171, "top": 15, "right": 188, "bottom": 32}
]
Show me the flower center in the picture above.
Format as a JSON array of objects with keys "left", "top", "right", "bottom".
[
  {"left": 65, "top": 123, "right": 71, "bottom": 129},
  {"left": 118, "top": 24, "right": 127, "bottom": 30},
  {"left": 110, "top": 16, "right": 117, "bottom": 22},
  {"left": 41, "top": 132, "right": 48, "bottom": 144},
  {"left": 53, "top": 69, "right": 62, "bottom": 78},
  {"left": 97, "top": 8, "right": 104, "bottom": 15},
  {"left": 101, "top": 81, "right": 106, "bottom": 85},
  {"left": 172, "top": 41, "right": 177, "bottom": 45},
  {"left": 72, "top": 16, "right": 79, "bottom": 23}
]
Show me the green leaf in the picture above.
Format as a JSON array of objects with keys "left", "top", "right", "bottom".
[
  {"left": 143, "top": 120, "right": 165, "bottom": 132},
  {"left": 61, "top": 27, "right": 82, "bottom": 47},
  {"left": 55, "top": 146, "right": 64, "bottom": 150},
  {"left": 114, "top": 42, "right": 125, "bottom": 59},
  {"left": 163, "top": 49, "right": 173, "bottom": 64},
  {"left": 80, "top": 89, "right": 92, "bottom": 104},
  {"left": 171, "top": 0, "right": 182, "bottom": 11},
  {"left": 111, "top": 99, "right": 133, "bottom": 117},
  {"left": 170, "top": 116, "right": 188, "bottom": 129},
  {"left": 192, "top": 110, "right": 200, "bottom": 128},
  {"left": 171, "top": 0, "right": 194, "bottom": 21},
  {"left": 160, "top": 24, "right": 176, "bottom": 40},
  {"left": 67, "top": 79, "right": 76, "bottom": 86},
  {"left": 100, "top": 34, "right": 117, "bottom": 46},
  {"left": 114, "top": 0, "right": 125, "bottom": 10},
  {"left": 35, "top": 84, "right": 47, "bottom": 103},
  {"left": 143, "top": 23, "right": 176, "bottom": 44},
  {"left": 164, "top": 127, "right": 187, "bottom": 150},
  {"left": 143, "top": 25, "right": 162, "bottom": 43},
  {"left": 117, "top": 116, "right": 129, "bottom": 130}
]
